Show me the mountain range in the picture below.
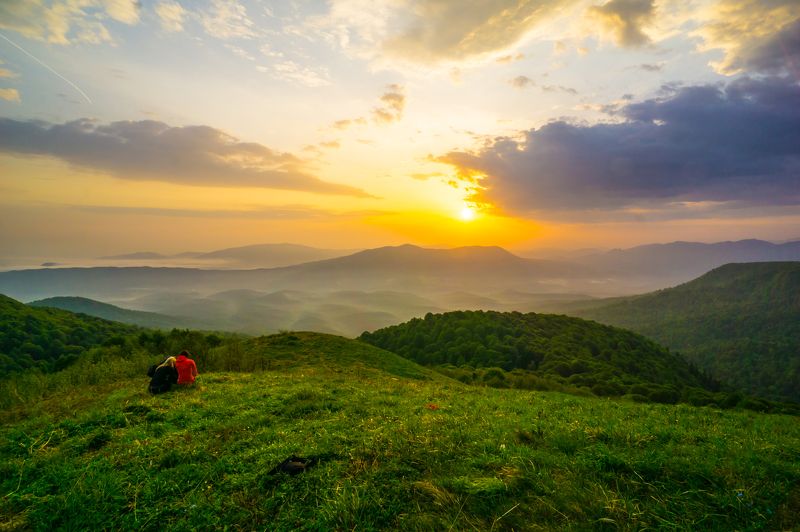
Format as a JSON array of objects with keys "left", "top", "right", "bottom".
[
  {"left": 564, "top": 262, "right": 800, "bottom": 403},
  {"left": 99, "top": 243, "right": 357, "bottom": 269}
]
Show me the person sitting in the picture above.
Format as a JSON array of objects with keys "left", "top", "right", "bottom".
[
  {"left": 175, "top": 350, "right": 198, "bottom": 385},
  {"left": 148, "top": 356, "right": 178, "bottom": 394}
]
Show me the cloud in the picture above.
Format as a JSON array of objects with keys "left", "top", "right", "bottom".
[
  {"left": 0, "top": 118, "right": 373, "bottom": 197},
  {"left": 636, "top": 63, "right": 663, "bottom": 72},
  {"left": 317, "top": 0, "right": 583, "bottom": 65},
  {"left": 496, "top": 53, "right": 525, "bottom": 64},
  {"left": 155, "top": 1, "right": 186, "bottom": 32},
  {"left": 372, "top": 84, "right": 405, "bottom": 123},
  {"left": 510, "top": 75, "right": 534, "bottom": 88},
  {"left": 695, "top": 0, "right": 800, "bottom": 75},
  {"left": 586, "top": 0, "right": 655, "bottom": 47},
  {"left": 330, "top": 86, "right": 405, "bottom": 129},
  {"left": 268, "top": 60, "right": 331, "bottom": 87},
  {"left": 0, "top": 88, "right": 21, "bottom": 102},
  {"left": 436, "top": 76, "right": 800, "bottom": 218},
  {"left": 75, "top": 204, "right": 387, "bottom": 220},
  {"left": 200, "top": 0, "right": 255, "bottom": 40},
  {"left": 0, "top": 0, "right": 140, "bottom": 45},
  {"left": 332, "top": 118, "right": 366, "bottom": 130},
  {"left": 509, "top": 76, "right": 578, "bottom": 94},
  {"left": 104, "top": 0, "right": 140, "bottom": 25}
]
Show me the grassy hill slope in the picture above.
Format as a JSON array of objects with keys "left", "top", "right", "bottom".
[
  {"left": 360, "top": 310, "right": 726, "bottom": 406},
  {"left": 0, "top": 294, "right": 139, "bottom": 373},
  {"left": 29, "top": 296, "right": 198, "bottom": 330},
  {"left": 1, "top": 342, "right": 798, "bottom": 530},
  {"left": 572, "top": 262, "right": 800, "bottom": 403}
]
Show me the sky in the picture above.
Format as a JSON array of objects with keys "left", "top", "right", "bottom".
[{"left": 0, "top": 0, "right": 798, "bottom": 260}]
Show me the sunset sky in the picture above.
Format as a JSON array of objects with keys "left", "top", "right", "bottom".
[{"left": 0, "top": 0, "right": 798, "bottom": 260}]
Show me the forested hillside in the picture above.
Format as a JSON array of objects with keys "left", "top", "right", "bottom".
[
  {"left": 573, "top": 262, "right": 800, "bottom": 403},
  {"left": 360, "top": 310, "right": 747, "bottom": 408},
  {"left": 29, "top": 296, "right": 196, "bottom": 330},
  {"left": 0, "top": 294, "right": 140, "bottom": 373}
]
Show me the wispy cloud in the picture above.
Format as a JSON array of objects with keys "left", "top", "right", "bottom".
[
  {"left": 0, "top": 88, "right": 21, "bottom": 102},
  {"left": 200, "top": 0, "right": 255, "bottom": 40},
  {"left": 329, "top": 85, "right": 405, "bottom": 130},
  {"left": 586, "top": 0, "right": 656, "bottom": 48},
  {"left": 635, "top": 63, "right": 663, "bottom": 72},
  {"left": 266, "top": 60, "right": 331, "bottom": 87},
  {"left": 510, "top": 75, "right": 534, "bottom": 88},
  {"left": 75, "top": 204, "right": 389, "bottom": 220},
  {"left": 496, "top": 53, "right": 525, "bottom": 64},
  {"left": 0, "top": 60, "right": 19, "bottom": 79},
  {"left": 371, "top": 84, "right": 405, "bottom": 124},
  {"left": 155, "top": 1, "right": 186, "bottom": 33},
  {"left": 0, "top": 0, "right": 140, "bottom": 45},
  {"left": 313, "top": 0, "right": 584, "bottom": 65},
  {"left": 0, "top": 118, "right": 373, "bottom": 197},
  {"left": 332, "top": 118, "right": 367, "bottom": 130},
  {"left": 509, "top": 75, "right": 577, "bottom": 94}
]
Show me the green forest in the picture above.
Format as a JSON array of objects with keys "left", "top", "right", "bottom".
[
  {"left": 0, "top": 294, "right": 142, "bottom": 373},
  {"left": 573, "top": 262, "right": 800, "bottom": 403},
  {"left": 360, "top": 310, "right": 795, "bottom": 413}
]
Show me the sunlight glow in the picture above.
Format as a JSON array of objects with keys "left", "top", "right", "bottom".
[{"left": 459, "top": 205, "right": 476, "bottom": 222}]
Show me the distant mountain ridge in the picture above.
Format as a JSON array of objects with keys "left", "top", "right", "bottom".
[
  {"left": 580, "top": 239, "right": 800, "bottom": 282},
  {"left": 570, "top": 262, "right": 800, "bottom": 403},
  {"left": 99, "top": 243, "right": 356, "bottom": 268},
  {"left": 0, "top": 245, "right": 590, "bottom": 302},
  {"left": 29, "top": 296, "right": 200, "bottom": 330}
]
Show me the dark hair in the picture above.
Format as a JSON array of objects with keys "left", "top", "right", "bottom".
[{"left": 179, "top": 350, "right": 192, "bottom": 357}]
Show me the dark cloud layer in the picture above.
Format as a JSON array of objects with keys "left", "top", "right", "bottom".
[
  {"left": 437, "top": 76, "right": 800, "bottom": 216},
  {"left": 734, "top": 19, "right": 800, "bottom": 76},
  {"left": 0, "top": 118, "right": 371, "bottom": 197}
]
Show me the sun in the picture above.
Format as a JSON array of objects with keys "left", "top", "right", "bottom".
[{"left": 459, "top": 204, "right": 476, "bottom": 222}]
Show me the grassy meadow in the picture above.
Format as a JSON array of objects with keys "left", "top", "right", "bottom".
[{"left": 1, "top": 333, "right": 799, "bottom": 530}]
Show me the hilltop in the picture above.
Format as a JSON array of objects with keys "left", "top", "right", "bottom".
[
  {"left": 29, "top": 296, "right": 199, "bottom": 330},
  {"left": 570, "top": 262, "right": 800, "bottom": 403},
  {"left": 360, "top": 310, "right": 739, "bottom": 408},
  {"left": 0, "top": 294, "right": 138, "bottom": 373},
  {"left": 1, "top": 329, "right": 798, "bottom": 530}
]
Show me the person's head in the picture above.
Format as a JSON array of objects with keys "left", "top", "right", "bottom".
[
  {"left": 179, "top": 350, "right": 192, "bottom": 358},
  {"left": 159, "top": 356, "right": 177, "bottom": 369}
]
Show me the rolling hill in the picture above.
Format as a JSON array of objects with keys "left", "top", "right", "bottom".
[
  {"left": 360, "top": 310, "right": 727, "bottom": 406},
  {"left": 0, "top": 294, "right": 139, "bottom": 373},
  {"left": 28, "top": 296, "right": 199, "bottom": 330},
  {"left": 570, "top": 262, "right": 800, "bottom": 403}
]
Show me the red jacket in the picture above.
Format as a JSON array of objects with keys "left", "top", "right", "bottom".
[{"left": 175, "top": 355, "right": 198, "bottom": 384}]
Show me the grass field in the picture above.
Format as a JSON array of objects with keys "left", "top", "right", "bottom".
[{"left": 1, "top": 333, "right": 799, "bottom": 530}]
